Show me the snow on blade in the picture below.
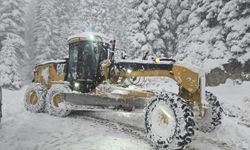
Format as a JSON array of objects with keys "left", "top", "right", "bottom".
[{"left": 111, "top": 90, "right": 129, "bottom": 95}]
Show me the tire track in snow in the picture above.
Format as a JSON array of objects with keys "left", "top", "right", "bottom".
[
  {"left": 68, "top": 111, "right": 152, "bottom": 144},
  {"left": 69, "top": 110, "right": 250, "bottom": 150}
]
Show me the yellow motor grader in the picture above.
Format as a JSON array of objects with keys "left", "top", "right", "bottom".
[{"left": 24, "top": 32, "right": 223, "bottom": 149}]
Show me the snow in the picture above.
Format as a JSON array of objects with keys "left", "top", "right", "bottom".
[
  {"left": 41, "top": 67, "right": 49, "bottom": 84},
  {"left": 190, "top": 80, "right": 250, "bottom": 150},
  {"left": 176, "top": 0, "right": 250, "bottom": 73},
  {"left": 0, "top": 87, "right": 151, "bottom": 150},
  {"left": 68, "top": 32, "right": 113, "bottom": 43},
  {"left": 149, "top": 101, "right": 177, "bottom": 141},
  {"left": 111, "top": 90, "right": 129, "bottom": 95},
  {"left": 1, "top": 80, "right": 250, "bottom": 150},
  {"left": 38, "top": 59, "right": 66, "bottom": 66},
  {"left": 202, "top": 59, "right": 227, "bottom": 73},
  {"left": 116, "top": 59, "right": 174, "bottom": 65},
  {"left": 0, "top": 1, "right": 249, "bottom": 147}
]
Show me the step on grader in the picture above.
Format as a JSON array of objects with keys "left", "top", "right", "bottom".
[{"left": 24, "top": 32, "right": 223, "bottom": 149}]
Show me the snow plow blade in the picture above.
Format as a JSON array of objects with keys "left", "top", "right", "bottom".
[{"left": 61, "top": 93, "right": 148, "bottom": 110}]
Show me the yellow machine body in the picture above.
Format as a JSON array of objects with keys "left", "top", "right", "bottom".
[
  {"left": 101, "top": 60, "right": 204, "bottom": 113},
  {"left": 32, "top": 33, "right": 205, "bottom": 114},
  {"left": 33, "top": 61, "right": 67, "bottom": 89},
  {"left": 33, "top": 60, "right": 204, "bottom": 114}
]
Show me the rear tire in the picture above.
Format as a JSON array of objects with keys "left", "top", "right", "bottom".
[
  {"left": 145, "top": 92, "right": 195, "bottom": 149},
  {"left": 194, "top": 91, "right": 223, "bottom": 133},
  {"left": 46, "top": 84, "right": 72, "bottom": 117},
  {"left": 24, "top": 83, "right": 47, "bottom": 113}
]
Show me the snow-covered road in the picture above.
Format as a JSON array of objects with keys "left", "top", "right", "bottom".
[
  {"left": 0, "top": 88, "right": 151, "bottom": 150},
  {"left": 0, "top": 80, "right": 250, "bottom": 150}
]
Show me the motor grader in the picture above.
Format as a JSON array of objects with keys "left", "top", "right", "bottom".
[{"left": 24, "top": 32, "right": 223, "bottom": 149}]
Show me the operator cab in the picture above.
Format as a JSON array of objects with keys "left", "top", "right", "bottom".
[{"left": 67, "top": 32, "right": 111, "bottom": 92}]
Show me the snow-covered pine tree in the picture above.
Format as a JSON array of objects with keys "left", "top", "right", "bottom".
[
  {"left": 0, "top": 34, "right": 22, "bottom": 89},
  {"left": 69, "top": 0, "right": 91, "bottom": 35},
  {"left": 55, "top": 0, "right": 75, "bottom": 57},
  {"left": 129, "top": 0, "right": 194, "bottom": 59},
  {"left": 24, "top": 0, "right": 38, "bottom": 62},
  {"left": 50, "top": 0, "right": 69, "bottom": 59},
  {"left": 0, "top": 0, "right": 26, "bottom": 89},
  {"left": 161, "top": 0, "right": 194, "bottom": 56},
  {"left": 33, "top": 0, "right": 64, "bottom": 64},
  {"left": 86, "top": 0, "right": 131, "bottom": 49},
  {"left": 111, "top": 0, "right": 132, "bottom": 50},
  {"left": 85, "top": 0, "right": 107, "bottom": 33},
  {"left": 176, "top": 0, "right": 250, "bottom": 71},
  {"left": 176, "top": 0, "right": 228, "bottom": 69},
  {"left": 55, "top": 0, "right": 70, "bottom": 58},
  {"left": 129, "top": 0, "right": 161, "bottom": 58},
  {"left": 68, "top": 0, "right": 130, "bottom": 50},
  {"left": 30, "top": 0, "right": 133, "bottom": 63},
  {"left": 217, "top": 0, "right": 250, "bottom": 63},
  {"left": 0, "top": 0, "right": 3, "bottom": 50}
]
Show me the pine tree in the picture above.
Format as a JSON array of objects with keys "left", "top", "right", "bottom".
[
  {"left": 33, "top": 0, "right": 59, "bottom": 64},
  {"left": 218, "top": 0, "right": 250, "bottom": 62},
  {"left": 68, "top": 0, "right": 88, "bottom": 35},
  {"left": 129, "top": 0, "right": 194, "bottom": 59},
  {"left": 175, "top": 0, "right": 250, "bottom": 69},
  {"left": 161, "top": 0, "right": 194, "bottom": 56},
  {"left": 67, "top": 0, "right": 130, "bottom": 50},
  {"left": 0, "top": 0, "right": 26, "bottom": 89},
  {"left": 29, "top": 0, "right": 140, "bottom": 63},
  {"left": 55, "top": 0, "right": 72, "bottom": 57},
  {"left": 0, "top": 34, "right": 22, "bottom": 89},
  {"left": 110, "top": 0, "right": 132, "bottom": 50},
  {"left": 129, "top": 0, "right": 159, "bottom": 58}
]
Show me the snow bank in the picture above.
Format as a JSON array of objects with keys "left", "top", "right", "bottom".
[{"left": 190, "top": 80, "right": 250, "bottom": 150}]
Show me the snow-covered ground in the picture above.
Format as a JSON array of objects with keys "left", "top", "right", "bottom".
[
  {"left": 191, "top": 81, "right": 250, "bottom": 150},
  {"left": 0, "top": 80, "right": 250, "bottom": 150}
]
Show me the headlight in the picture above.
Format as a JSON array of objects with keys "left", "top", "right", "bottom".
[
  {"left": 89, "top": 34, "right": 95, "bottom": 41},
  {"left": 155, "top": 57, "right": 160, "bottom": 64},
  {"left": 74, "top": 82, "right": 80, "bottom": 88},
  {"left": 127, "top": 69, "right": 132, "bottom": 74}
]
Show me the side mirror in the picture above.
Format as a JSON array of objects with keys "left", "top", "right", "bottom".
[
  {"left": 143, "top": 51, "right": 149, "bottom": 60},
  {"left": 109, "top": 40, "right": 116, "bottom": 62}
]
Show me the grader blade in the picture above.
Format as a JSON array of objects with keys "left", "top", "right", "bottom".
[{"left": 61, "top": 93, "right": 148, "bottom": 110}]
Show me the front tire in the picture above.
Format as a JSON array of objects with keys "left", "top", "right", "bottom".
[
  {"left": 145, "top": 93, "right": 195, "bottom": 149},
  {"left": 194, "top": 91, "right": 223, "bottom": 133},
  {"left": 24, "top": 83, "right": 47, "bottom": 113},
  {"left": 46, "top": 84, "right": 72, "bottom": 117}
]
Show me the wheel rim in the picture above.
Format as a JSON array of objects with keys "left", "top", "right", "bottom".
[
  {"left": 149, "top": 101, "right": 176, "bottom": 140},
  {"left": 30, "top": 91, "right": 38, "bottom": 105},
  {"left": 53, "top": 94, "right": 61, "bottom": 107}
]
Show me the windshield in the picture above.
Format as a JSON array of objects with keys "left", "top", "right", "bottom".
[
  {"left": 68, "top": 41, "right": 108, "bottom": 82},
  {"left": 78, "top": 42, "right": 96, "bottom": 80},
  {"left": 68, "top": 44, "right": 78, "bottom": 81}
]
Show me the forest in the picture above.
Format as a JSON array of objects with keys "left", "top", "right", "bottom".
[{"left": 0, "top": 0, "right": 249, "bottom": 89}]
